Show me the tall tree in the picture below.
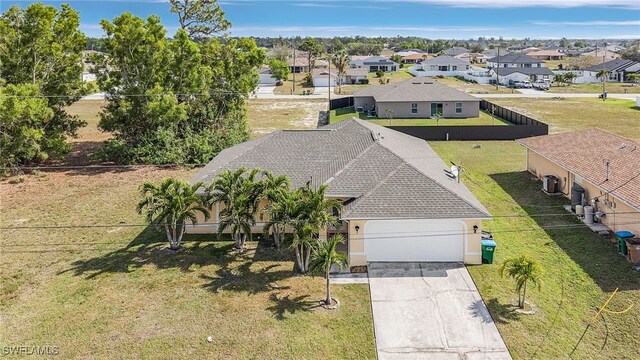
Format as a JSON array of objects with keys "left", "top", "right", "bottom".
[
  {"left": 331, "top": 51, "right": 350, "bottom": 94},
  {"left": 169, "top": 0, "right": 230, "bottom": 40},
  {"left": 0, "top": 4, "right": 87, "bottom": 167},
  {"left": 596, "top": 69, "right": 611, "bottom": 99},
  {"left": 94, "top": 12, "right": 264, "bottom": 164},
  {"left": 268, "top": 58, "right": 290, "bottom": 83},
  {"left": 137, "top": 178, "right": 210, "bottom": 250},
  {"left": 271, "top": 44, "right": 292, "bottom": 62},
  {"left": 299, "top": 37, "right": 325, "bottom": 69}
]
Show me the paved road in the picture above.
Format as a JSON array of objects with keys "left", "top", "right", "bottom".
[
  {"left": 368, "top": 262, "right": 511, "bottom": 360},
  {"left": 475, "top": 90, "right": 638, "bottom": 101}
]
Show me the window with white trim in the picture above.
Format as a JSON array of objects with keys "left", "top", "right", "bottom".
[
  {"left": 411, "top": 103, "right": 418, "bottom": 114},
  {"left": 455, "top": 102, "right": 463, "bottom": 114}
]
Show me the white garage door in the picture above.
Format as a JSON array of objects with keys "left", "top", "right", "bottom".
[
  {"left": 313, "top": 77, "right": 336, "bottom": 87},
  {"left": 364, "top": 219, "right": 464, "bottom": 262}
]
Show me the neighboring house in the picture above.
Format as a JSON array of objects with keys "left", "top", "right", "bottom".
[
  {"left": 455, "top": 52, "right": 489, "bottom": 64},
  {"left": 258, "top": 65, "right": 277, "bottom": 85},
  {"left": 420, "top": 56, "right": 471, "bottom": 74},
  {"left": 486, "top": 53, "right": 546, "bottom": 69},
  {"left": 582, "top": 50, "right": 622, "bottom": 62},
  {"left": 187, "top": 118, "right": 491, "bottom": 265},
  {"left": 81, "top": 49, "right": 102, "bottom": 83},
  {"left": 518, "top": 129, "right": 640, "bottom": 235},
  {"left": 343, "top": 68, "right": 369, "bottom": 84},
  {"left": 350, "top": 56, "right": 399, "bottom": 73},
  {"left": 527, "top": 50, "right": 565, "bottom": 60},
  {"left": 353, "top": 78, "right": 480, "bottom": 118},
  {"left": 496, "top": 67, "right": 556, "bottom": 84},
  {"left": 521, "top": 47, "right": 541, "bottom": 54},
  {"left": 394, "top": 49, "right": 426, "bottom": 57},
  {"left": 311, "top": 68, "right": 337, "bottom": 87},
  {"left": 443, "top": 47, "right": 469, "bottom": 56},
  {"left": 287, "top": 57, "right": 328, "bottom": 73},
  {"left": 583, "top": 59, "right": 640, "bottom": 82},
  {"left": 401, "top": 53, "right": 433, "bottom": 64}
]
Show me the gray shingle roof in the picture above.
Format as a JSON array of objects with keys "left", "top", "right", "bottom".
[
  {"left": 353, "top": 78, "right": 480, "bottom": 103},
  {"left": 191, "top": 118, "right": 491, "bottom": 220},
  {"left": 584, "top": 59, "right": 638, "bottom": 72}
]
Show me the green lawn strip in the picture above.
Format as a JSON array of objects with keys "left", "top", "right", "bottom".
[
  {"left": 330, "top": 107, "right": 510, "bottom": 126},
  {"left": 489, "top": 97, "right": 640, "bottom": 139},
  {"left": 430, "top": 141, "right": 640, "bottom": 359},
  {"left": 273, "top": 72, "right": 315, "bottom": 95}
]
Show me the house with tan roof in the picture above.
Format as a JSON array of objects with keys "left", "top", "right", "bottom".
[
  {"left": 527, "top": 49, "right": 565, "bottom": 61},
  {"left": 518, "top": 129, "right": 640, "bottom": 235},
  {"left": 353, "top": 78, "right": 480, "bottom": 118},
  {"left": 187, "top": 118, "right": 491, "bottom": 266},
  {"left": 401, "top": 52, "right": 433, "bottom": 64}
]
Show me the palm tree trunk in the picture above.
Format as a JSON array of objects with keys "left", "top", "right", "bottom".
[
  {"left": 274, "top": 228, "right": 280, "bottom": 248},
  {"left": 304, "top": 245, "right": 311, "bottom": 273},
  {"left": 521, "top": 281, "right": 527, "bottom": 309},
  {"left": 325, "top": 267, "right": 331, "bottom": 305},
  {"left": 295, "top": 245, "right": 304, "bottom": 273}
]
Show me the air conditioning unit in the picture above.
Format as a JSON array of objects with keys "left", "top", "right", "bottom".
[{"left": 542, "top": 175, "right": 559, "bottom": 194}]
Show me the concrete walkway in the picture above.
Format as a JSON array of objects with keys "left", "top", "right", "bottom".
[{"left": 368, "top": 262, "right": 511, "bottom": 360}]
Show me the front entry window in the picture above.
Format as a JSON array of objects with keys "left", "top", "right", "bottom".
[{"left": 431, "top": 103, "right": 443, "bottom": 117}]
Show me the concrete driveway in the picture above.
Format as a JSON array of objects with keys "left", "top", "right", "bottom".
[{"left": 368, "top": 262, "right": 511, "bottom": 360}]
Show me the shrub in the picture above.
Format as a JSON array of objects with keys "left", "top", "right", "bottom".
[
  {"left": 358, "top": 79, "right": 369, "bottom": 85},
  {"left": 375, "top": 70, "right": 385, "bottom": 78}
]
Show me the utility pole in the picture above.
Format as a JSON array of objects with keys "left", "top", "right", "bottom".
[
  {"left": 328, "top": 55, "right": 331, "bottom": 122},
  {"left": 293, "top": 45, "right": 296, "bottom": 94},
  {"left": 495, "top": 45, "right": 500, "bottom": 90}
]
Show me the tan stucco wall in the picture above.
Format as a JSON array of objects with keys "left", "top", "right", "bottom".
[
  {"left": 464, "top": 219, "right": 483, "bottom": 265},
  {"left": 376, "top": 101, "right": 479, "bottom": 119},
  {"left": 526, "top": 149, "right": 640, "bottom": 235},
  {"left": 185, "top": 198, "right": 272, "bottom": 235},
  {"left": 347, "top": 220, "right": 367, "bottom": 266}
]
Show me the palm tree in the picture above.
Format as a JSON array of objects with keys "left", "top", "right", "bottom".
[
  {"left": 309, "top": 235, "right": 349, "bottom": 306},
  {"left": 499, "top": 255, "right": 544, "bottom": 309},
  {"left": 207, "top": 167, "right": 262, "bottom": 250},
  {"left": 136, "top": 178, "right": 209, "bottom": 250},
  {"left": 261, "top": 173, "right": 291, "bottom": 248},
  {"left": 596, "top": 69, "right": 611, "bottom": 100},
  {"left": 331, "top": 51, "right": 350, "bottom": 94},
  {"left": 563, "top": 72, "right": 577, "bottom": 85}
]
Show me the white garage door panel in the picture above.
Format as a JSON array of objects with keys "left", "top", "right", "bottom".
[{"left": 364, "top": 219, "right": 464, "bottom": 262}]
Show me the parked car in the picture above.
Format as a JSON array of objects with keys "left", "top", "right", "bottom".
[
  {"left": 509, "top": 80, "right": 525, "bottom": 88},
  {"left": 533, "top": 80, "right": 550, "bottom": 90},
  {"left": 522, "top": 81, "right": 533, "bottom": 88}
]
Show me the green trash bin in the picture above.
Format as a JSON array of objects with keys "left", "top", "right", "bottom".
[
  {"left": 481, "top": 239, "right": 497, "bottom": 264},
  {"left": 615, "top": 231, "right": 635, "bottom": 256}
]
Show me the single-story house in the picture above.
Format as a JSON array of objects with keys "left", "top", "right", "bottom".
[
  {"left": 353, "top": 78, "right": 480, "bottom": 118},
  {"left": 582, "top": 50, "right": 621, "bottom": 62},
  {"left": 518, "top": 129, "right": 640, "bottom": 235},
  {"left": 420, "top": 56, "right": 471, "bottom": 73},
  {"left": 311, "top": 68, "right": 337, "bottom": 87},
  {"left": 350, "top": 56, "right": 399, "bottom": 73},
  {"left": 496, "top": 67, "right": 556, "bottom": 84},
  {"left": 188, "top": 118, "right": 491, "bottom": 266},
  {"left": 401, "top": 53, "right": 433, "bottom": 64},
  {"left": 287, "top": 57, "right": 329, "bottom": 73},
  {"left": 487, "top": 53, "right": 546, "bottom": 69},
  {"left": 443, "top": 47, "right": 469, "bottom": 56},
  {"left": 394, "top": 49, "right": 426, "bottom": 57},
  {"left": 521, "top": 47, "right": 541, "bottom": 54},
  {"left": 527, "top": 50, "right": 565, "bottom": 61},
  {"left": 258, "top": 65, "right": 278, "bottom": 85},
  {"left": 583, "top": 59, "right": 640, "bottom": 82},
  {"left": 455, "top": 52, "right": 489, "bottom": 64},
  {"left": 343, "top": 68, "right": 368, "bottom": 84}
]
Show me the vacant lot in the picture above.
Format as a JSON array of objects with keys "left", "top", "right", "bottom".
[
  {"left": 548, "top": 82, "right": 640, "bottom": 94},
  {"left": 0, "top": 100, "right": 375, "bottom": 359},
  {"left": 431, "top": 141, "right": 640, "bottom": 359},
  {"left": 330, "top": 107, "right": 509, "bottom": 126},
  {"left": 246, "top": 99, "right": 326, "bottom": 136},
  {"left": 434, "top": 76, "right": 519, "bottom": 94},
  {"left": 491, "top": 97, "right": 640, "bottom": 138},
  {"left": 273, "top": 72, "right": 315, "bottom": 95},
  {"left": 337, "top": 67, "right": 414, "bottom": 95}
]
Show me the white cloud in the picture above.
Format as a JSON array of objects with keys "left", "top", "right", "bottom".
[{"left": 375, "top": 0, "right": 640, "bottom": 8}]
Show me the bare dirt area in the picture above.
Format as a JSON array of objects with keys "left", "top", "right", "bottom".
[{"left": 247, "top": 99, "right": 327, "bottom": 137}]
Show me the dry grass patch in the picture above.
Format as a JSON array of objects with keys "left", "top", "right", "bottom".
[
  {"left": 490, "top": 97, "right": 640, "bottom": 138},
  {"left": 247, "top": 99, "right": 326, "bottom": 137},
  {"left": 434, "top": 77, "right": 519, "bottom": 94}
]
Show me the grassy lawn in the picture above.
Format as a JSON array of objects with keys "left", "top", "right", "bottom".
[
  {"left": 544, "top": 59, "right": 567, "bottom": 70},
  {"left": 329, "top": 107, "right": 510, "bottom": 126},
  {"left": 273, "top": 72, "right": 314, "bottom": 95},
  {"left": 547, "top": 82, "right": 640, "bottom": 94},
  {"left": 434, "top": 77, "right": 520, "bottom": 94},
  {"left": 431, "top": 141, "right": 640, "bottom": 359},
  {"left": 0, "top": 102, "right": 375, "bottom": 358},
  {"left": 490, "top": 97, "right": 640, "bottom": 139}
]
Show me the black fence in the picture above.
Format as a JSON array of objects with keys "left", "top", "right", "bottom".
[
  {"left": 330, "top": 97, "right": 548, "bottom": 140},
  {"left": 330, "top": 96, "right": 354, "bottom": 110}
]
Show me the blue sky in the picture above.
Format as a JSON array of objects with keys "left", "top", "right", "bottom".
[{"left": 2, "top": 0, "right": 639, "bottom": 39}]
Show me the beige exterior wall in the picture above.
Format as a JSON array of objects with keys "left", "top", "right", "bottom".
[
  {"left": 464, "top": 219, "right": 483, "bottom": 265},
  {"left": 347, "top": 220, "right": 367, "bottom": 267},
  {"left": 526, "top": 149, "right": 640, "bottom": 235},
  {"left": 376, "top": 101, "right": 479, "bottom": 119}
]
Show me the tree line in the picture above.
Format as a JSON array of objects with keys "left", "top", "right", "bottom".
[{"left": 0, "top": 0, "right": 264, "bottom": 171}]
